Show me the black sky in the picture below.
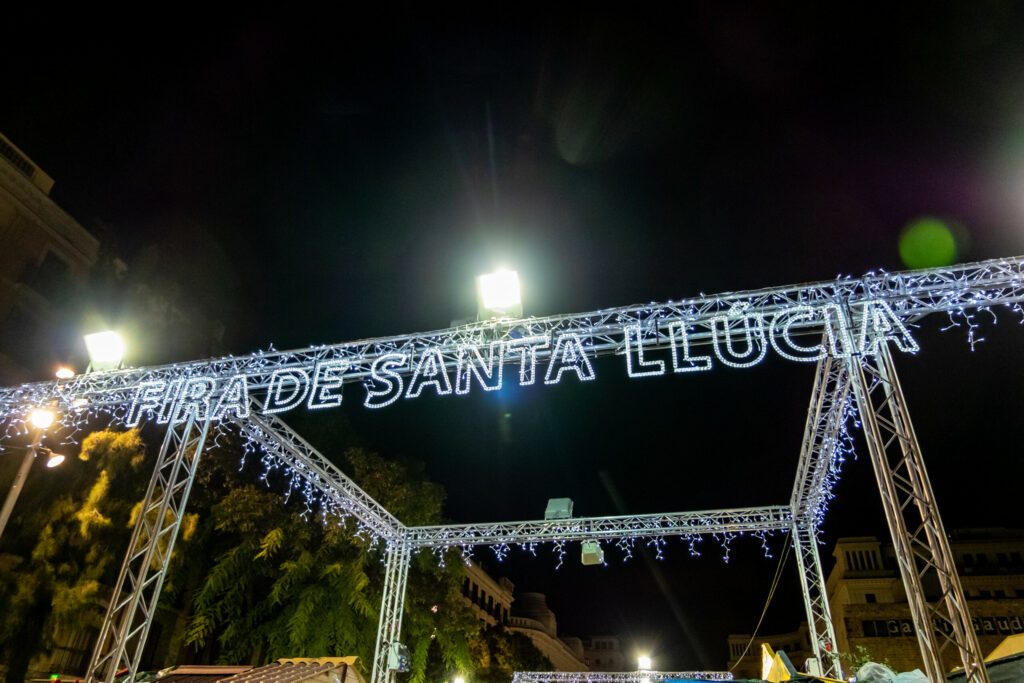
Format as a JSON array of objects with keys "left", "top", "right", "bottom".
[{"left": 5, "top": 4, "right": 1024, "bottom": 670}]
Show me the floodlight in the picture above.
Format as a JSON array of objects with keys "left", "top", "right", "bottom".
[
  {"left": 544, "top": 497, "right": 573, "bottom": 520},
  {"left": 55, "top": 366, "right": 75, "bottom": 380},
  {"left": 29, "top": 408, "right": 55, "bottom": 430},
  {"left": 581, "top": 540, "right": 605, "bottom": 566},
  {"left": 476, "top": 269, "right": 522, "bottom": 319},
  {"left": 45, "top": 452, "right": 66, "bottom": 468},
  {"left": 453, "top": 677, "right": 466, "bottom": 683},
  {"left": 84, "top": 331, "right": 125, "bottom": 371},
  {"left": 638, "top": 656, "right": 652, "bottom": 672}
]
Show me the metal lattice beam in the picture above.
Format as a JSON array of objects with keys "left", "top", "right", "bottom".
[
  {"left": 3, "top": 255, "right": 1022, "bottom": 417},
  {"left": 511, "top": 671, "right": 733, "bottom": 683},
  {"left": 790, "top": 353, "right": 851, "bottom": 523},
  {"left": 791, "top": 521, "right": 842, "bottom": 679},
  {"left": 846, "top": 344, "right": 989, "bottom": 683},
  {"left": 237, "top": 408, "right": 404, "bottom": 540},
  {"left": 405, "top": 506, "right": 793, "bottom": 549},
  {"left": 371, "top": 542, "right": 412, "bottom": 683},
  {"left": 86, "top": 411, "right": 212, "bottom": 683}
]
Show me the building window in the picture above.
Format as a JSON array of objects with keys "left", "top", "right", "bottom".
[
  {"left": 1011, "top": 552, "right": 1023, "bottom": 566},
  {"left": 997, "top": 553, "right": 1009, "bottom": 565},
  {"left": 865, "top": 593, "right": 877, "bottom": 603},
  {"left": 980, "top": 590, "right": 992, "bottom": 599},
  {"left": 977, "top": 553, "right": 989, "bottom": 565},
  {"left": 994, "top": 590, "right": 1006, "bottom": 598},
  {"left": 963, "top": 554, "right": 975, "bottom": 566}
]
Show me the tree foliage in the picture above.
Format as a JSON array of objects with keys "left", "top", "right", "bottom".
[
  {"left": 182, "top": 447, "right": 485, "bottom": 682},
  {"left": 0, "top": 429, "right": 149, "bottom": 683}
]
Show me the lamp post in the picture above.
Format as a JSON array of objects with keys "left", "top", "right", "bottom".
[{"left": 0, "top": 408, "right": 56, "bottom": 542}]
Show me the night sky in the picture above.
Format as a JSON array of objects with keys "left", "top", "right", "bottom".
[{"left": 6, "top": 5, "right": 1024, "bottom": 671}]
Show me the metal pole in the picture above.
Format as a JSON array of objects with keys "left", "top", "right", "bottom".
[{"left": 0, "top": 429, "right": 42, "bottom": 542}]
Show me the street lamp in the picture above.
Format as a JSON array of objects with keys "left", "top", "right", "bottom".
[
  {"left": 55, "top": 366, "right": 75, "bottom": 380},
  {"left": 0, "top": 408, "right": 60, "bottom": 542},
  {"left": 453, "top": 676, "right": 466, "bottom": 683},
  {"left": 84, "top": 330, "right": 125, "bottom": 372},
  {"left": 637, "top": 656, "right": 652, "bottom": 672}
]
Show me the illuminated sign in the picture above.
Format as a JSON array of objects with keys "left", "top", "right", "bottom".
[{"left": 127, "top": 301, "right": 916, "bottom": 425}]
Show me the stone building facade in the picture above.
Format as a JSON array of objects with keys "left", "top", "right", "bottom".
[
  {"left": 0, "top": 131, "right": 100, "bottom": 383},
  {"left": 461, "top": 561, "right": 589, "bottom": 671},
  {"left": 725, "top": 529, "right": 1024, "bottom": 677}
]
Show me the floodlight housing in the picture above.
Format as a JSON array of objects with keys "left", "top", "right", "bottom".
[
  {"left": 45, "top": 452, "right": 65, "bottom": 468},
  {"left": 544, "top": 497, "right": 573, "bottom": 520},
  {"left": 581, "top": 540, "right": 604, "bottom": 565},
  {"left": 476, "top": 269, "right": 522, "bottom": 320},
  {"left": 29, "top": 408, "right": 55, "bottom": 430},
  {"left": 84, "top": 331, "right": 125, "bottom": 371}
]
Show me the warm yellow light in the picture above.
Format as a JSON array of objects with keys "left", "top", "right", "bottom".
[
  {"left": 29, "top": 408, "right": 55, "bottom": 430},
  {"left": 84, "top": 331, "right": 125, "bottom": 370},
  {"left": 55, "top": 366, "right": 75, "bottom": 380},
  {"left": 45, "top": 453, "right": 65, "bottom": 468},
  {"left": 453, "top": 677, "right": 466, "bottom": 683},
  {"left": 637, "top": 656, "right": 652, "bottom": 672}
]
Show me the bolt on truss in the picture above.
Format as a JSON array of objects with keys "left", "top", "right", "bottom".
[
  {"left": 405, "top": 506, "right": 793, "bottom": 550},
  {"left": 371, "top": 541, "right": 412, "bottom": 683},
  {"left": 3, "top": 256, "right": 1022, "bottom": 417},
  {"left": 86, "top": 410, "right": 212, "bottom": 683},
  {"left": 847, "top": 343, "right": 989, "bottom": 683},
  {"left": 511, "top": 672, "right": 733, "bottom": 683}
]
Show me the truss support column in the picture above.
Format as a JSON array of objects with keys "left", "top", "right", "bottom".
[
  {"left": 846, "top": 343, "right": 988, "bottom": 682},
  {"left": 371, "top": 540, "right": 412, "bottom": 683},
  {"left": 86, "top": 412, "right": 212, "bottom": 683},
  {"left": 791, "top": 520, "right": 842, "bottom": 679}
]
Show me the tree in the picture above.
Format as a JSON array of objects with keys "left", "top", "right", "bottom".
[
  {"left": 466, "top": 628, "right": 553, "bottom": 683},
  {"left": 0, "top": 429, "right": 151, "bottom": 683},
  {"left": 183, "top": 447, "right": 481, "bottom": 683}
]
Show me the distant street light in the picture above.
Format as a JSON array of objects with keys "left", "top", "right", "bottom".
[
  {"left": 453, "top": 676, "right": 466, "bottom": 683},
  {"left": 84, "top": 330, "right": 125, "bottom": 371},
  {"left": 55, "top": 366, "right": 75, "bottom": 380},
  {"left": 29, "top": 407, "right": 56, "bottom": 429},
  {"left": 0, "top": 408, "right": 61, "bottom": 542},
  {"left": 476, "top": 269, "right": 522, "bottom": 320},
  {"left": 637, "top": 656, "right": 652, "bottom": 672}
]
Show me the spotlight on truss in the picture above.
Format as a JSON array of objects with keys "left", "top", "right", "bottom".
[{"left": 544, "top": 497, "right": 573, "bottom": 520}]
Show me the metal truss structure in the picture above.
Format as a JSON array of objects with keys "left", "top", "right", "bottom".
[
  {"left": 406, "top": 506, "right": 792, "bottom": 549},
  {"left": 511, "top": 672, "right": 733, "bottom": 683},
  {"left": 2, "top": 256, "right": 1022, "bottom": 418},
  {"left": 86, "top": 410, "right": 213, "bottom": 683},
  {"left": 847, "top": 345, "right": 987, "bottom": 682},
  {"left": 1, "top": 257, "right": 1019, "bottom": 683}
]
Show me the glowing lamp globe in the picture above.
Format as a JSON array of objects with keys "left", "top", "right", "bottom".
[
  {"left": 84, "top": 331, "right": 125, "bottom": 371},
  {"left": 476, "top": 269, "right": 522, "bottom": 320},
  {"left": 29, "top": 408, "right": 56, "bottom": 430}
]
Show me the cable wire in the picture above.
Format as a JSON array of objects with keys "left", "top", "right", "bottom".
[{"left": 728, "top": 529, "right": 792, "bottom": 672}]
